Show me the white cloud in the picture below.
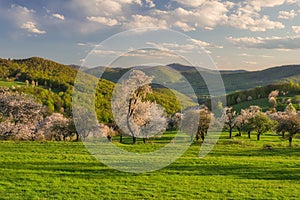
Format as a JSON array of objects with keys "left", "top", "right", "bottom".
[
  {"left": 228, "top": 37, "right": 264, "bottom": 47},
  {"left": 87, "top": 16, "right": 119, "bottom": 26},
  {"left": 229, "top": 9, "right": 285, "bottom": 32},
  {"left": 292, "top": 26, "right": 300, "bottom": 33},
  {"left": 151, "top": 1, "right": 229, "bottom": 31},
  {"left": 243, "top": 61, "right": 257, "bottom": 65},
  {"left": 226, "top": 0, "right": 299, "bottom": 31},
  {"left": 228, "top": 35, "right": 300, "bottom": 50},
  {"left": 145, "top": 39, "right": 222, "bottom": 55},
  {"left": 21, "top": 21, "right": 46, "bottom": 34},
  {"left": 197, "top": 1, "right": 229, "bottom": 27},
  {"left": 52, "top": 13, "right": 65, "bottom": 20},
  {"left": 278, "top": 10, "right": 297, "bottom": 19},
  {"left": 239, "top": 53, "right": 274, "bottom": 58},
  {"left": 145, "top": 0, "right": 155, "bottom": 8},
  {"left": 70, "top": 0, "right": 122, "bottom": 16},
  {"left": 8, "top": 4, "right": 46, "bottom": 35},
  {"left": 248, "top": 0, "right": 286, "bottom": 11},
  {"left": 173, "top": 21, "right": 195, "bottom": 32},
  {"left": 118, "top": 0, "right": 142, "bottom": 5},
  {"left": 246, "top": 0, "right": 299, "bottom": 12},
  {"left": 125, "top": 15, "right": 168, "bottom": 29},
  {"left": 77, "top": 42, "right": 99, "bottom": 48},
  {"left": 172, "top": 0, "right": 206, "bottom": 8},
  {"left": 20, "top": 0, "right": 299, "bottom": 35},
  {"left": 91, "top": 49, "right": 122, "bottom": 55},
  {"left": 123, "top": 49, "right": 179, "bottom": 58},
  {"left": 188, "top": 39, "right": 223, "bottom": 49},
  {"left": 66, "top": 0, "right": 148, "bottom": 33},
  {"left": 9, "top": 4, "right": 35, "bottom": 24}
]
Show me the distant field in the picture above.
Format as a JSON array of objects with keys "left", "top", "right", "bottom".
[
  {"left": 1, "top": 132, "right": 300, "bottom": 199},
  {"left": 232, "top": 98, "right": 270, "bottom": 112},
  {"left": 0, "top": 80, "right": 24, "bottom": 87},
  {"left": 232, "top": 96, "right": 300, "bottom": 112}
]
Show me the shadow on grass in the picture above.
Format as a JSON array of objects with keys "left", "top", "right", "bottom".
[
  {"left": 210, "top": 147, "right": 300, "bottom": 157},
  {"left": 164, "top": 162, "right": 300, "bottom": 181}
]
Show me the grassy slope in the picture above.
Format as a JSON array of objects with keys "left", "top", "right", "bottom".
[
  {"left": 232, "top": 95, "right": 300, "bottom": 112},
  {"left": 0, "top": 80, "right": 25, "bottom": 87},
  {"left": 0, "top": 132, "right": 299, "bottom": 199},
  {"left": 232, "top": 98, "right": 270, "bottom": 112},
  {"left": 0, "top": 80, "right": 24, "bottom": 87}
]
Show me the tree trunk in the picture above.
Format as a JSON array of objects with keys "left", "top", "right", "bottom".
[
  {"left": 76, "top": 132, "right": 79, "bottom": 141},
  {"left": 237, "top": 127, "right": 241, "bottom": 136},
  {"left": 107, "top": 136, "right": 112, "bottom": 142},
  {"left": 257, "top": 133, "right": 261, "bottom": 141},
  {"left": 132, "top": 136, "right": 137, "bottom": 144},
  {"left": 282, "top": 131, "right": 285, "bottom": 138},
  {"left": 289, "top": 135, "right": 293, "bottom": 147},
  {"left": 248, "top": 131, "right": 251, "bottom": 139},
  {"left": 201, "top": 132, "right": 205, "bottom": 141},
  {"left": 143, "top": 138, "right": 146, "bottom": 144},
  {"left": 196, "top": 134, "right": 200, "bottom": 141},
  {"left": 190, "top": 135, "right": 194, "bottom": 142},
  {"left": 229, "top": 127, "right": 232, "bottom": 139},
  {"left": 119, "top": 134, "right": 123, "bottom": 143}
]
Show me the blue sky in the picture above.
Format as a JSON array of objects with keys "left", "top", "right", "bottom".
[{"left": 0, "top": 0, "right": 300, "bottom": 70}]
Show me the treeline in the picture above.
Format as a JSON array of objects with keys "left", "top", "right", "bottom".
[{"left": 226, "top": 82, "right": 300, "bottom": 108}]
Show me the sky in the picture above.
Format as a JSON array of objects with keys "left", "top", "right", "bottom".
[{"left": 0, "top": 0, "right": 300, "bottom": 70}]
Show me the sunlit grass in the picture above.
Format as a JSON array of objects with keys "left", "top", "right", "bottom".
[
  {"left": 0, "top": 80, "right": 24, "bottom": 87},
  {"left": 0, "top": 132, "right": 299, "bottom": 199}
]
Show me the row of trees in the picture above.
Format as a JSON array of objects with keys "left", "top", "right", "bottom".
[
  {"left": 223, "top": 91, "right": 300, "bottom": 147},
  {"left": 0, "top": 89, "right": 114, "bottom": 141},
  {"left": 226, "top": 81, "right": 300, "bottom": 107},
  {"left": 1, "top": 68, "right": 300, "bottom": 147}
]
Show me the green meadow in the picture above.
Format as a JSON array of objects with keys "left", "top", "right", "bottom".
[
  {"left": 1, "top": 132, "right": 299, "bottom": 199},
  {"left": 0, "top": 80, "right": 24, "bottom": 87}
]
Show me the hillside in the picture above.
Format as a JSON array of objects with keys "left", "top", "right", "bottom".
[
  {"left": 2, "top": 56, "right": 300, "bottom": 117},
  {"left": 223, "top": 65, "right": 300, "bottom": 92},
  {"left": 0, "top": 57, "right": 187, "bottom": 122}
]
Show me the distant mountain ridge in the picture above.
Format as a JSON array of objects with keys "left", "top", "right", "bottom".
[{"left": 83, "top": 63, "right": 300, "bottom": 95}]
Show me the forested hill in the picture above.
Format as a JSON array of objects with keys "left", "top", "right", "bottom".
[
  {"left": 0, "top": 57, "right": 116, "bottom": 120},
  {"left": 85, "top": 63, "right": 300, "bottom": 94},
  {"left": 0, "top": 57, "right": 76, "bottom": 92},
  {"left": 0, "top": 57, "right": 188, "bottom": 122}
]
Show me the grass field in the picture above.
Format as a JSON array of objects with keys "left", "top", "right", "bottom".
[
  {"left": 0, "top": 80, "right": 24, "bottom": 87},
  {"left": 232, "top": 98, "right": 270, "bottom": 112},
  {"left": 0, "top": 132, "right": 300, "bottom": 199}
]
